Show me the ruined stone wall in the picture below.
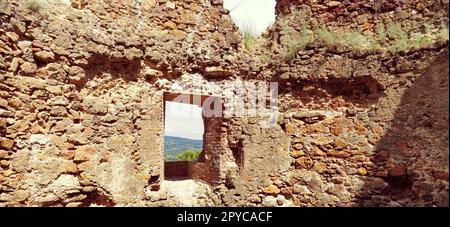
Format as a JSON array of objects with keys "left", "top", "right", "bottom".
[{"left": 0, "top": 0, "right": 448, "bottom": 207}]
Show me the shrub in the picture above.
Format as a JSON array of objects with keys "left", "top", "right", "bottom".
[
  {"left": 26, "top": 0, "right": 42, "bottom": 13},
  {"left": 176, "top": 149, "right": 201, "bottom": 161},
  {"left": 243, "top": 33, "right": 256, "bottom": 50}
]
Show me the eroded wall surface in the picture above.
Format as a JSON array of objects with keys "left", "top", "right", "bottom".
[{"left": 0, "top": 0, "right": 448, "bottom": 207}]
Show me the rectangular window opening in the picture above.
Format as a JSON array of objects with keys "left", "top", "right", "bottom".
[{"left": 163, "top": 93, "right": 205, "bottom": 180}]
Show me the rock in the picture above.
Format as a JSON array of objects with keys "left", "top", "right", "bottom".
[
  {"left": 387, "top": 201, "right": 403, "bottom": 207},
  {"left": 3, "top": 169, "right": 15, "bottom": 177},
  {"left": 0, "top": 56, "right": 5, "bottom": 70},
  {"left": 0, "top": 160, "right": 10, "bottom": 168},
  {"left": 204, "top": 66, "right": 232, "bottom": 78},
  {"left": 0, "top": 139, "right": 14, "bottom": 149},
  {"left": 312, "top": 147, "right": 325, "bottom": 156},
  {"left": 83, "top": 97, "right": 108, "bottom": 115},
  {"left": 0, "top": 110, "right": 13, "bottom": 118},
  {"left": 226, "top": 32, "right": 241, "bottom": 46},
  {"left": 280, "top": 187, "right": 293, "bottom": 196},
  {"left": 416, "top": 2, "right": 426, "bottom": 11},
  {"left": 17, "top": 41, "right": 32, "bottom": 53},
  {"left": 333, "top": 139, "right": 347, "bottom": 149},
  {"left": 50, "top": 119, "right": 72, "bottom": 133},
  {"left": 262, "top": 196, "right": 277, "bottom": 207},
  {"left": 60, "top": 161, "right": 78, "bottom": 174},
  {"left": 30, "top": 134, "right": 50, "bottom": 145},
  {"left": 357, "top": 167, "right": 367, "bottom": 176},
  {"left": 0, "top": 150, "right": 8, "bottom": 159},
  {"left": 276, "top": 195, "right": 285, "bottom": 206},
  {"left": 0, "top": 97, "right": 8, "bottom": 108},
  {"left": 46, "top": 85, "right": 62, "bottom": 94},
  {"left": 293, "top": 111, "right": 325, "bottom": 123},
  {"left": 74, "top": 146, "right": 96, "bottom": 162},
  {"left": 0, "top": 118, "right": 8, "bottom": 129},
  {"left": 124, "top": 47, "right": 143, "bottom": 60},
  {"left": 389, "top": 164, "right": 408, "bottom": 177},
  {"left": 14, "top": 190, "right": 29, "bottom": 202},
  {"left": 48, "top": 96, "right": 69, "bottom": 106},
  {"left": 143, "top": 68, "right": 163, "bottom": 78},
  {"left": 327, "top": 149, "right": 351, "bottom": 158},
  {"left": 289, "top": 150, "right": 304, "bottom": 158},
  {"left": 65, "top": 202, "right": 83, "bottom": 207},
  {"left": 38, "top": 194, "right": 60, "bottom": 205},
  {"left": 293, "top": 184, "right": 311, "bottom": 194},
  {"left": 292, "top": 142, "right": 303, "bottom": 150},
  {"left": 285, "top": 123, "right": 298, "bottom": 134},
  {"left": 170, "top": 29, "right": 186, "bottom": 39},
  {"left": 82, "top": 186, "right": 96, "bottom": 193},
  {"left": 50, "top": 106, "right": 68, "bottom": 117},
  {"left": 163, "top": 21, "right": 177, "bottom": 30},
  {"left": 432, "top": 170, "right": 448, "bottom": 180},
  {"left": 331, "top": 126, "right": 342, "bottom": 136},
  {"left": 68, "top": 66, "right": 86, "bottom": 84},
  {"left": 295, "top": 157, "right": 313, "bottom": 169},
  {"left": 366, "top": 178, "right": 389, "bottom": 193},
  {"left": 165, "top": 1, "right": 176, "bottom": 9},
  {"left": 63, "top": 194, "right": 87, "bottom": 204},
  {"left": 41, "top": 63, "right": 66, "bottom": 81},
  {"left": 312, "top": 162, "right": 327, "bottom": 173},
  {"left": 67, "top": 134, "right": 88, "bottom": 145},
  {"left": 5, "top": 32, "right": 19, "bottom": 42},
  {"left": 374, "top": 150, "right": 390, "bottom": 162},
  {"left": 10, "top": 18, "right": 26, "bottom": 34},
  {"left": 20, "top": 62, "right": 37, "bottom": 75},
  {"left": 263, "top": 185, "right": 280, "bottom": 195},
  {"left": 7, "top": 97, "right": 24, "bottom": 109},
  {"left": 326, "top": 1, "right": 341, "bottom": 8},
  {"left": 34, "top": 51, "right": 55, "bottom": 63},
  {"left": 248, "top": 194, "right": 261, "bottom": 203},
  {"left": 48, "top": 174, "right": 81, "bottom": 198}
]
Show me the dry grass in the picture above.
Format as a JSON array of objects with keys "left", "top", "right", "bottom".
[
  {"left": 277, "top": 11, "right": 449, "bottom": 60},
  {"left": 26, "top": 0, "right": 42, "bottom": 12}
]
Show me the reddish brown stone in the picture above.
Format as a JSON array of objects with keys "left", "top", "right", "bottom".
[
  {"left": 331, "top": 126, "right": 342, "bottom": 136},
  {"left": 433, "top": 170, "right": 449, "bottom": 180},
  {"left": 374, "top": 150, "right": 390, "bottom": 162},
  {"left": 374, "top": 170, "right": 388, "bottom": 177},
  {"left": 327, "top": 149, "right": 351, "bottom": 158},
  {"left": 280, "top": 187, "right": 293, "bottom": 196},
  {"left": 389, "top": 164, "right": 408, "bottom": 177}
]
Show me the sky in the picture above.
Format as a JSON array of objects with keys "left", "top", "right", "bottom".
[
  {"left": 223, "top": 0, "right": 277, "bottom": 37},
  {"left": 164, "top": 101, "right": 204, "bottom": 140}
]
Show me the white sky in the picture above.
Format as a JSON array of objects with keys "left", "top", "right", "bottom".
[
  {"left": 223, "top": 0, "right": 277, "bottom": 37},
  {"left": 164, "top": 101, "right": 204, "bottom": 140}
]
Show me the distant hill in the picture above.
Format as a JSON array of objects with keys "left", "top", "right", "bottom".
[{"left": 164, "top": 136, "right": 203, "bottom": 160}]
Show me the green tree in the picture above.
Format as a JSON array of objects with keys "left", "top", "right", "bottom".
[{"left": 176, "top": 149, "right": 201, "bottom": 161}]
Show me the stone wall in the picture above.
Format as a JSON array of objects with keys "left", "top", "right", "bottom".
[{"left": 0, "top": 0, "right": 448, "bottom": 207}]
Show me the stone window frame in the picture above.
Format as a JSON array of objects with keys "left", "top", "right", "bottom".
[{"left": 162, "top": 92, "right": 225, "bottom": 185}]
